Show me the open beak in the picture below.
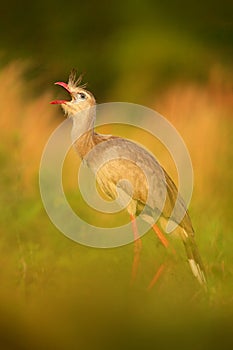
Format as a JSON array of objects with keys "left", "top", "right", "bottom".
[{"left": 50, "top": 82, "right": 72, "bottom": 104}]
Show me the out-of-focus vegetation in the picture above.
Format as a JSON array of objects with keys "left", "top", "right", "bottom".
[
  {"left": 0, "top": 1, "right": 233, "bottom": 349},
  {"left": 1, "top": 0, "right": 232, "bottom": 101},
  {"left": 0, "top": 62, "right": 232, "bottom": 350}
]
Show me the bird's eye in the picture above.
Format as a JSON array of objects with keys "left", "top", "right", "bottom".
[{"left": 79, "top": 92, "right": 86, "bottom": 100}]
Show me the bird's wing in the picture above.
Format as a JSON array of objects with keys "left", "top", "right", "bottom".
[
  {"left": 86, "top": 136, "right": 192, "bottom": 232},
  {"left": 89, "top": 136, "right": 207, "bottom": 285}
]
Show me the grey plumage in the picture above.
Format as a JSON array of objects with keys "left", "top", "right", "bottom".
[{"left": 85, "top": 136, "right": 207, "bottom": 285}]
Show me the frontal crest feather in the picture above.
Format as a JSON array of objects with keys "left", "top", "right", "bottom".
[{"left": 68, "top": 69, "right": 87, "bottom": 89}]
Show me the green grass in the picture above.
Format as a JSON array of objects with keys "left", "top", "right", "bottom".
[{"left": 0, "top": 64, "right": 233, "bottom": 350}]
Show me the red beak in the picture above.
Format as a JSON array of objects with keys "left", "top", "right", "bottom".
[
  {"left": 54, "top": 82, "right": 71, "bottom": 92},
  {"left": 50, "top": 81, "right": 71, "bottom": 105}
]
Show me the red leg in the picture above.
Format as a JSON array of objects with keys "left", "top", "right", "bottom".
[
  {"left": 147, "top": 263, "right": 166, "bottom": 290},
  {"left": 152, "top": 224, "right": 176, "bottom": 255},
  {"left": 152, "top": 224, "right": 169, "bottom": 248},
  {"left": 130, "top": 214, "right": 142, "bottom": 284},
  {"left": 147, "top": 224, "right": 176, "bottom": 290}
]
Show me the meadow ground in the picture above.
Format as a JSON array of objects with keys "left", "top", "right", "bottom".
[{"left": 0, "top": 62, "right": 232, "bottom": 349}]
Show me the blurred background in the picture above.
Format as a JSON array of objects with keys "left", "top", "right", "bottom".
[{"left": 0, "top": 0, "right": 233, "bottom": 349}]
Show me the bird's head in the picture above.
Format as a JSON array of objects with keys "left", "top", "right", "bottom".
[{"left": 50, "top": 70, "right": 96, "bottom": 117}]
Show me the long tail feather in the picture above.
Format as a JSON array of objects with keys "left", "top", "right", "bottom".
[{"left": 181, "top": 230, "right": 207, "bottom": 286}]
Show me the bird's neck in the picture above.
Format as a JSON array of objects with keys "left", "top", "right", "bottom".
[{"left": 71, "top": 107, "right": 96, "bottom": 159}]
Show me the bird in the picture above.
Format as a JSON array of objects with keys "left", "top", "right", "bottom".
[{"left": 51, "top": 70, "right": 207, "bottom": 288}]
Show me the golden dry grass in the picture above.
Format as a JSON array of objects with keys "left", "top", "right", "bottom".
[
  {"left": 155, "top": 68, "right": 232, "bottom": 197},
  {"left": 0, "top": 62, "right": 60, "bottom": 192},
  {"left": 2, "top": 62, "right": 231, "bottom": 196}
]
